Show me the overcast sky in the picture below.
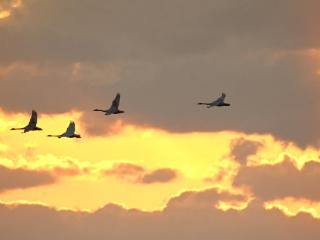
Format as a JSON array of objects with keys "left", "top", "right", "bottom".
[{"left": 1, "top": 0, "right": 320, "bottom": 145}]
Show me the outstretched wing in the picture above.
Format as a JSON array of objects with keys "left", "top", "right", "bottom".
[
  {"left": 110, "top": 93, "right": 120, "bottom": 109},
  {"left": 27, "top": 110, "right": 37, "bottom": 127},
  {"left": 212, "top": 92, "right": 226, "bottom": 104},
  {"left": 216, "top": 93, "right": 226, "bottom": 102},
  {"left": 65, "top": 121, "right": 75, "bottom": 135}
]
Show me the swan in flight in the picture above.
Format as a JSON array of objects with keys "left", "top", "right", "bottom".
[
  {"left": 94, "top": 93, "right": 125, "bottom": 115},
  {"left": 11, "top": 110, "right": 43, "bottom": 133},
  {"left": 47, "top": 121, "right": 81, "bottom": 138},
  {"left": 198, "top": 93, "right": 231, "bottom": 108}
]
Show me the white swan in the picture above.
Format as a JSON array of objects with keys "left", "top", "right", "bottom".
[
  {"left": 11, "top": 110, "right": 43, "bottom": 133},
  {"left": 93, "top": 93, "right": 125, "bottom": 115},
  {"left": 198, "top": 93, "right": 231, "bottom": 108},
  {"left": 48, "top": 121, "right": 81, "bottom": 138}
]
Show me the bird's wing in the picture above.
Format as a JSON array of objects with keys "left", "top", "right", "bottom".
[
  {"left": 215, "top": 93, "right": 226, "bottom": 103},
  {"left": 218, "top": 93, "right": 226, "bottom": 101},
  {"left": 27, "top": 110, "right": 37, "bottom": 127},
  {"left": 65, "top": 121, "right": 75, "bottom": 135},
  {"left": 110, "top": 93, "right": 120, "bottom": 109}
]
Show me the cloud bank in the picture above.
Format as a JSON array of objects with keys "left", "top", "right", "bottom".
[
  {"left": 0, "top": 188, "right": 320, "bottom": 240},
  {"left": 0, "top": 0, "right": 320, "bottom": 145},
  {"left": 235, "top": 160, "right": 320, "bottom": 201},
  {"left": 0, "top": 165, "right": 56, "bottom": 192}
]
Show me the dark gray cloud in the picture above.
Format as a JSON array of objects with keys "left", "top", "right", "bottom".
[
  {"left": 0, "top": 165, "right": 56, "bottom": 192},
  {"left": 0, "top": 188, "right": 320, "bottom": 239},
  {"left": 0, "top": 0, "right": 320, "bottom": 145},
  {"left": 1, "top": 0, "right": 320, "bottom": 62},
  {"left": 234, "top": 160, "right": 320, "bottom": 201}
]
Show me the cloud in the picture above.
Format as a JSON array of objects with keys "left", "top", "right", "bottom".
[
  {"left": 79, "top": 112, "right": 126, "bottom": 137},
  {"left": 0, "top": 62, "right": 120, "bottom": 114},
  {"left": 0, "top": 0, "right": 21, "bottom": 20},
  {"left": 0, "top": 165, "right": 56, "bottom": 192},
  {"left": 0, "top": 188, "right": 320, "bottom": 239},
  {"left": 52, "top": 166, "right": 82, "bottom": 177},
  {"left": 0, "top": 147, "right": 90, "bottom": 180},
  {"left": 139, "top": 168, "right": 177, "bottom": 184},
  {"left": 1, "top": 0, "right": 320, "bottom": 61},
  {"left": 0, "top": 1, "right": 320, "bottom": 145},
  {"left": 104, "top": 163, "right": 145, "bottom": 182},
  {"left": 234, "top": 159, "right": 320, "bottom": 201},
  {"left": 104, "top": 163, "right": 177, "bottom": 184},
  {"left": 229, "top": 138, "right": 263, "bottom": 165},
  {"left": 165, "top": 188, "right": 246, "bottom": 210}
]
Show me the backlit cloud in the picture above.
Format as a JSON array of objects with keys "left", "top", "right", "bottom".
[
  {"left": 140, "top": 168, "right": 177, "bottom": 184},
  {"left": 234, "top": 159, "right": 320, "bottom": 201},
  {"left": 229, "top": 137, "right": 263, "bottom": 165},
  {"left": 1, "top": 109, "right": 320, "bottom": 212},
  {"left": 0, "top": 165, "right": 55, "bottom": 192},
  {"left": 0, "top": 188, "right": 320, "bottom": 240},
  {"left": 105, "top": 163, "right": 178, "bottom": 184},
  {"left": 104, "top": 163, "right": 146, "bottom": 182}
]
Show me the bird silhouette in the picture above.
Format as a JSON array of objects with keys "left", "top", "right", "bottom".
[
  {"left": 198, "top": 93, "right": 231, "bottom": 108},
  {"left": 93, "top": 93, "right": 125, "bottom": 115},
  {"left": 11, "top": 110, "right": 43, "bottom": 133},
  {"left": 47, "top": 121, "right": 81, "bottom": 138}
]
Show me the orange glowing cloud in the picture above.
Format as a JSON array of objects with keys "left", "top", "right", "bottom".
[
  {"left": 0, "top": 9, "right": 10, "bottom": 19},
  {"left": 0, "top": 0, "right": 21, "bottom": 20},
  {"left": 265, "top": 198, "right": 320, "bottom": 219},
  {"left": 1, "top": 109, "right": 320, "bottom": 216}
]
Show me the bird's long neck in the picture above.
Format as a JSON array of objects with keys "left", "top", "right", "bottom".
[
  {"left": 94, "top": 109, "right": 106, "bottom": 112},
  {"left": 11, "top": 127, "right": 25, "bottom": 130},
  {"left": 48, "top": 134, "right": 61, "bottom": 138}
]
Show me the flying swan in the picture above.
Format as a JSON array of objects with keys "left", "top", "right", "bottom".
[
  {"left": 93, "top": 93, "right": 125, "bottom": 115},
  {"left": 11, "top": 110, "right": 43, "bottom": 133},
  {"left": 198, "top": 93, "right": 231, "bottom": 108},
  {"left": 47, "top": 121, "right": 81, "bottom": 138}
]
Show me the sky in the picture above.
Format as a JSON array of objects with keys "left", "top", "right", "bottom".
[{"left": 1, "top": 0, "right": 320, "bottom": 239}]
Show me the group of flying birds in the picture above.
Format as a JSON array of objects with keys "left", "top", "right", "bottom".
[{"left": 10, "top": 92, "right": 230, "bottom": 138}]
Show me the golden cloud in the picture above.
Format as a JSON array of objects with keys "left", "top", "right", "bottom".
[
  {"left": 1, "top": 109, "right": 320, "bottom": 215},
  {"left": 0, "top": 0, "right": 21, "bottom": 20}
]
